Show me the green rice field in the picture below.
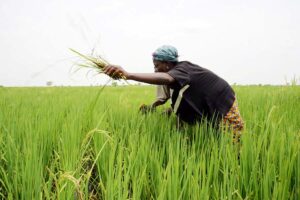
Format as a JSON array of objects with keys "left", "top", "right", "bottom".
[{"left": 0, "top": 85, "right": 299, "bottom": 199}]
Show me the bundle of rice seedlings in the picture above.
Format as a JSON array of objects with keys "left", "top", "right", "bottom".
[{"left": 70, "top": 48, "right": 126, "bottom": 80}]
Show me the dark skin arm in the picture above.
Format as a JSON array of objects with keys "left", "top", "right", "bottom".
[
  {"left": 104, "top": 65, "right": 174, "bottom": 116},
  {"left": 152, "top": 99, "right": 167, "bottom": 107},
  {"left": 103, "top": 65, "right": 175, "bottom": 85},
  {"left": 140, "top": 98, "right": 172, "bottom": 116},
  {"left": 127, "top": 73, "right": 174, "bottom": 85}
]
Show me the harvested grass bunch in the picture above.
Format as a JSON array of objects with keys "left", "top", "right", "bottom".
[{"left": 70, "top": 48, "right": 126, "bottom": 80}]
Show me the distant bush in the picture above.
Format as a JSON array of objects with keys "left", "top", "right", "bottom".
[
  {"left": 112, "top": 81, "right": 118, "bottom": 87},
  {"left": 46, "top": 81, "right": 53, "bottom": 86},
  {"left": 285, "top": 75, "right": 299, "bottom": 86}
]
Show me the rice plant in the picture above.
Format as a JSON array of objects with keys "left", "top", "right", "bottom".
[
  {"left": 0, "top": 85, "right": 299, "bottom": 199},
  {"left": 70, "top": 48, "right": 126, "bottom": 80}
]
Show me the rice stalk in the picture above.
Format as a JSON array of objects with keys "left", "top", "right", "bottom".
[
  {"left": 69, "top": 48, "right": 127, "bottom": 80},
  {"left": 59, "top": 172, "right": 83, "bottom": 200}
]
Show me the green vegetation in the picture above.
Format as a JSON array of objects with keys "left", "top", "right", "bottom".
[{"left": 0, "top": 86, "right": 299, "bottom": 199}]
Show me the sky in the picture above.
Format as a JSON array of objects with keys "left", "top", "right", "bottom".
[{"left": 0, "top": 0, "right": 299, "bottom": 86}]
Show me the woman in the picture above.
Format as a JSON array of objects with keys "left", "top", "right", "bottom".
[{"left": 103, "top": 45, "right": 244, "bottom": 142}]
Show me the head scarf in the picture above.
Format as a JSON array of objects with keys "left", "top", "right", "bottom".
[{"left": 152, "top": 45, "right": 178, "bottom": 62}]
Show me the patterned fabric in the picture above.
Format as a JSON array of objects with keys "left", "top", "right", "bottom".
[
  {"left": 222, "top": 100, "right": 244, "bottom": 143},
  {"left": 152, "top": 45, "right": 179, "bottom": 62}
]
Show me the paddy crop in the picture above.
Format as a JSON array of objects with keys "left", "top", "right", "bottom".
[{"left": 0, "top": 85, "right": 299, "bottom": 199}]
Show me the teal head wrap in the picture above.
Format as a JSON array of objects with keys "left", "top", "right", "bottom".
[{"left": 152, "top": 45, "right": 178, "bottom": 62}]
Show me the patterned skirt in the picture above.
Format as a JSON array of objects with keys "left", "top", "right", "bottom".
[{"left": 222, "top": 100, "right": 244, "bottom": 143}]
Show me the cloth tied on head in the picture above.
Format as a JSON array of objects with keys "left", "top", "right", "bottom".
[{"left": 152, "top": 45, "right": 178, "bottom": 62}]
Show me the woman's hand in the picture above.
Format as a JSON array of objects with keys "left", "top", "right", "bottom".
[
  {"left": 139, "top": 104, "right": 155, "bottom": 114},
  {"left": 103, "top": 65, "right": 129, "bottom": 79}
]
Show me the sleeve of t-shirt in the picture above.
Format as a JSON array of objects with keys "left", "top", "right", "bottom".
[
  {"left": 156, "top": 85, "right": 170, "bottom": 102},
  {"left": 167, "top": 66, "right": 190, "bottom": 87}
]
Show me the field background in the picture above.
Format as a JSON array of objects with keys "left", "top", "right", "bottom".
[{"left": 0, "top": 85, "right": 299, "bottom": 199}]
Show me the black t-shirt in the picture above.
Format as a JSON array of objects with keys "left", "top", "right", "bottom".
[{"left": 167, "top": 61, "right": 235, "bottom": 124}]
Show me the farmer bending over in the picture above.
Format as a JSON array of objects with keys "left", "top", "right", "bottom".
[{"left": 103, "top": 45, "right": 244, "bottom": 143}]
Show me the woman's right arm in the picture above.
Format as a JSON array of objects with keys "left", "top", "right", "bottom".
[{"left": 103, "top": 65, "right": 175, "bottom": 85}]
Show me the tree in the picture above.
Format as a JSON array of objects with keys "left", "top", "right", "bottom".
[
  {"left": 112, "top": 81, "right": 118, "bottom": 87},
  {"left": 46, "top": 81, "right": 53, "bottom": 86}
]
